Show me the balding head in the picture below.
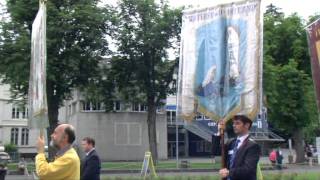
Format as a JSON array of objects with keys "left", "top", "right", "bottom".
[{"left": 51, "top": 124, "right": 76, "bottom": 149}]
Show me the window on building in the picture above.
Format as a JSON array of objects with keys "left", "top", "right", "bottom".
[
  {"left": 113, "top": 101, "right": 121, "bottom": 111},
  {"left": 132, "top": 103, "right": 140, "bottom": 111},
  {"left": 81, "top": 101, "right": 104, "bottom": 111},
  {"left": 140, "top": 104, "right": 147, "bottom": 111},
  {"left": 21, "top": 107, "right": 28, "bottom": 119},
  {"left": 171, "top": 111, "right": 176, "bottom": 122},
  {"left": 83, "top": 101, "right": 91, "bottom": 111},
  {"left": 131, "top": 103, "right": 147, "bottom": 112},
  {"left": 167, "top": 111, "right": 171, "bottom": 122},
  {"left": 12, "top": 106, "right": 19, "bottom": 119},
  {"left": 21, "top": 128, "right": 29, "bottom": 145},
  {"left": 11, "top": 128, "right": 19, "bottom": 145},
  {"left": 12, "top": 105, "right": 28, "bottom": 119},
  {"left": 166, "top": 111, "right": 176, "bottom": 124}
]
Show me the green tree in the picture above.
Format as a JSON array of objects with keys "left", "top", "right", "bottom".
[
  {"left": 104, "top": 0, "right": 182, "bottom": 162},
  {"left": 0, "top": 0, "right": 110, "bottom": 152},
  {"left": 4, "top": 143, "right": 17, "bottom": 153},
  {"left": 263, "top": 5, "right": 319, "bottom": 162}
]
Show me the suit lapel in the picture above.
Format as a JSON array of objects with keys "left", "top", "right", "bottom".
[
  {"left": 84, "top": 150, "right": 94, "bottom": 168},
  {"left": 233, "top": 136, "right": 250, "bottom": 166}
]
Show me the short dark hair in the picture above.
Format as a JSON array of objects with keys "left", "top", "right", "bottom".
[
  {"left": 82, "top": 137, "right": 95, "bottom": 147},
  {"left": 64, "top": 126, "right": 76, "bottom": 144},
  {"left": 233, "top": 115, "right": 252, "bottom": 129}
]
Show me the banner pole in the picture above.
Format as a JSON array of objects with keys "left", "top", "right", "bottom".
[{"left": 221, "top": 128, "right": 226, "bottom": 180}]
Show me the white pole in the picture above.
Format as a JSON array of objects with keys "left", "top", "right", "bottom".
[
  {"left": 176, "top": 117, "right": 179, "bottom": 168},
  {"left": 316, "top": 137, "right": 320, "bottom": 165}
]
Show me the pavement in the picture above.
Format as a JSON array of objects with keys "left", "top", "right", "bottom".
[
  {"left": 4, "top": 164, "right": 320, "bottom": 180},
  {"left": 4, "top": 156, "right": 320, "bottom": 180}
]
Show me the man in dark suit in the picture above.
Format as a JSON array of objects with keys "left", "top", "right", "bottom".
[
  {"left": 214, "top": 115, "right": 260, "bottom": 180},
  {"left": 81, "top": 137, "right": 101, "bottom": 180}
]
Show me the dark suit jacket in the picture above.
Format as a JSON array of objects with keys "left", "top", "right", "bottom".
[
  {"left": 81, "top": 149, "right": 101, "bottom": 180},
  {"left": 213, "top": 135, "right": 260, "bottom": 180}
]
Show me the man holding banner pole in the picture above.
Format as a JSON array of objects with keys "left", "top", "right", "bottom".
[
  {"left": 177, "top": 0, "right": 263, "bottom": 179},
  {"left": 213, "top": 115, "right": 260, "bottom": 180},
  {"left": 36, "top": 124, "right": 80, "bottom": 180},
  {"left": 28, "top": 0, "right": 79, "bottom": 179}
]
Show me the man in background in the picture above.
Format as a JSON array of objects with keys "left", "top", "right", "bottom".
[{"left": 81, "top": 137, "right": 101, "bottom": 180}]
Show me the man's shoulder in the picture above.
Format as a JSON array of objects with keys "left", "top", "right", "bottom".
[
  {"left": 245, "top": 138, "right": 261, "bottom": 151},
  {"left": 64, "top": 148, "right": 80, "bottom": 160},
  {"left": 90, "top": 150, "right": 101, "bottom": 159}
]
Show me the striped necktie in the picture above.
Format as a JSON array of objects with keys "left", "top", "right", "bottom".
[{"left": 229, "top": 139, "right": 240, "bottom": 168}]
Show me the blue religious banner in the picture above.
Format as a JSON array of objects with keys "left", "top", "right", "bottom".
[{"left": 177, "top": 0, "right": 262, "bottom": 121}]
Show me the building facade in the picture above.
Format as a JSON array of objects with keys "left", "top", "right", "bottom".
[
  {"left": 0, "top": 84, "right": 168, "bottom": 161},
  {"left": 0, "top": 84, "right": 40, "bottom": 158},
  {"left": 58, "top": 90, "right": 168, "bottom": 161}
]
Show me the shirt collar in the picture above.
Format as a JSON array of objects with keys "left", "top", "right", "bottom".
[
  {"left": 237, "top": 133, "right": 249, "bottom": 145},
  {"left": 86, "top": 148, "right": 95, "bottom": 156},
  {"left": 56, "top": 145, "right": 72, "bottom": 157}
]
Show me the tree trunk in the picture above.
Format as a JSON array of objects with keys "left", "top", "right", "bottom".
[
  {"left": 292, "top": 128, "right": 305, "bottom": 163},
  {"left": 147, "top": 97, "right": 158, "bottom": 164},
  {"left": 46, "top": 81, "right": 59, "bottom": 159}
]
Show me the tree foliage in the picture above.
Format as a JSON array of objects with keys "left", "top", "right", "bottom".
[
  {"left": 263, "top": 5, "right": 319, "bottom": 162},
  {"left": 102, "top": 0, "right": 182, "bottom": 162},
  {"left": 0, "top": 0, "right": 110, "bottom": 147}
]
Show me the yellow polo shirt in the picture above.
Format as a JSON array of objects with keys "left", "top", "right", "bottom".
[{"left": 36, "top": 148, "right": 80, "bottom": 180}]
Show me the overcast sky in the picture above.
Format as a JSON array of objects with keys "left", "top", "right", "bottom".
[
  {"left": 106, "top": 0, "right": 319, "bottom": 21},
  {"left": 0, "top": 0, "right": 318, "bottom": 20}
]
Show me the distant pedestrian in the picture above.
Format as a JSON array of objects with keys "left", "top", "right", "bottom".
[
  {"left": 269, "top": 149, "right": 277, "bottom": 167},
  {"left": 81, "top": 137, "right": 101, "bottom": 180},
  {"left": 276, "top": 149, "right": 283, "bottom": 170},
  {"left": 306, "top": 145, "right": 313, "bottom": 166}
]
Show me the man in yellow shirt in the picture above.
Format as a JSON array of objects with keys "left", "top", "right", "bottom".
[{"left": 36, "top": 124, "right": 80, "bottom": 180}]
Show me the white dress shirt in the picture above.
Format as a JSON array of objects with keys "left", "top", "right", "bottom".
[
  {"left": 86, "top": 148, "right": 95, "bottom": 156},
  {"left": 236, "top": 134, "right": 249, "bottom": 149}
]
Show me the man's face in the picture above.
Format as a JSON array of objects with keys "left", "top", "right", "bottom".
[
  {"left": 50, "top": 126, "right": 66, "bottom": 149},
  {"left": 81, "top": 140, "right": 92, "bottom": 153},
  {"left": 232, "top": 119, "right": 249, "bottom": 136}
]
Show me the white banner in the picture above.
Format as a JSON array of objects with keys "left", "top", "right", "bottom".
[
  {"left": 177, "top": 0, "right": 262, "bottom": 121},
  {"left": 28, "top": 1, "right": 49, "bottom": 128}
]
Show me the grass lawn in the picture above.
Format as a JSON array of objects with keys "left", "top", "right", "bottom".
[
  {"left": 6, "top": 161, "right": 275, "bottom": 171},
  {"left": 6, "top": 161, "right": 219, "bottom": 172},
  {"left": 102, "top": 161, "right": 221, "bottom": 170}
]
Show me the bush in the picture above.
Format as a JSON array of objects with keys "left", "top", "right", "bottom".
[{"left": 4, "top": 144, "right": 17, "bottom": 153}]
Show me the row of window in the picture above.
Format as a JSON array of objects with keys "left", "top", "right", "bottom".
[
  {"left": 12, "top": 106, "right": 28, "bottom": 119},
  {"left": 81, "top": 101, "right": 148, "bottom": 112},
  {"left": 11, "top": 101, "right": 151, "bottom": 120},
  {"left": 11, "top": 128, "right": 29, "bottom": 146}
]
